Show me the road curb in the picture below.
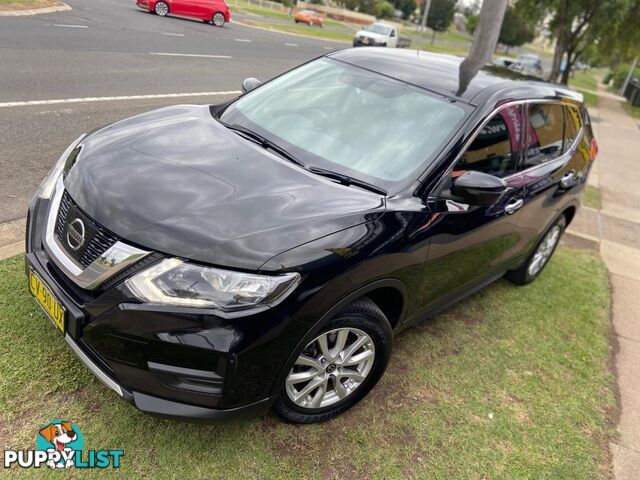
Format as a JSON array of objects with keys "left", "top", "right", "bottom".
[
  {"left": 0, "top": 241, "right": 23, "bottom": 261},
  {"left": 0, "top": 2, "right": 70, "bottom": 16},
  {"left": 563, "top": 230, "right": 600, "bottom": 251}
]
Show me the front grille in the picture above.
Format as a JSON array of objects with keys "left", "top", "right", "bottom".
[{"left": 54, "top": 191, "right": 119, "bottom": 268}]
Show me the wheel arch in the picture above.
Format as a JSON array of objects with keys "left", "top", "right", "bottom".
[{"left": 269, "top": 278, "right": 407, "bottom": 397}]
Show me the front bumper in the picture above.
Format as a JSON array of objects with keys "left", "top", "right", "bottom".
[
  {"left": 353, "top": 37, "right": 386, "bottom": 47},
  {"left": 66, "top": 332, "right": 273, "bottom": 421},
  {"left": 25, "top": 189, "right": 306, "bottom": 421}
]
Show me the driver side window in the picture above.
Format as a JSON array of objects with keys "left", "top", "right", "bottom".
[{"left": 454, "top": 105, "right": 522, "bottom": 178}]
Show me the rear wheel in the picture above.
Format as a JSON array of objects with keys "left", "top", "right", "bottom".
[
  {"left": 506, "top": 215, "right": 566, "bottom": 285},
  {"left": 274, "top": 298, "right": 392, "bottom": 423},
  {"left": 154, "top": 1, "right": 169, "bottom": 16},
  {"left": 212, "top": 12, "right": 226, "bottom": 27}
]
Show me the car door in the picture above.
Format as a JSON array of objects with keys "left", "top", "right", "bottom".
[
  {"left": 416, "top": 104, "right": 529, "bottom": 314},
  {"left": 515, "top": 101, "right": 588, "bottom": 251},
  {"left": 188, "top": 0, "right": 214, "bottom": 19},
  {"left": 388, "top": 28, "right": 397, "bottom": 47},
  {"left": 167, "top": 0, "right": 189, "bottom": 16}
]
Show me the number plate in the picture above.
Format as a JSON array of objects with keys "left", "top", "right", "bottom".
[{"left": 29, "top": 268, "right": 66, "bottom": 334}]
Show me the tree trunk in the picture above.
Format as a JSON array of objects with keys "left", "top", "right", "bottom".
[
  {"left": 466, "top": 0, "right": 508, "bottom": 66},
  {"left": 431, "top": 29, "right": 436, "bottom": 44},
  {"left": 456, "top": 0, "right": 508, "bottom": 97},
  {"left": 548, "top": 0, "right": 568, "bottom": 82},
  {"left": 505, "top": 45, "right": 510, "bottom": 55}
]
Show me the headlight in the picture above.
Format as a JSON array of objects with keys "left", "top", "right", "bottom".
[
  {"left": 36, "top": 134, "right": 85, "bottom": 200},
  {"left": 126, "top": 258, "right": 301, "bottom": 311}
]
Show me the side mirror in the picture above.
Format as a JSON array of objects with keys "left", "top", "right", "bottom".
[
  {"left": 242, "top": 78, "right": 261, "bottom": 93},
  {"left": 450, "top": 170, "right": 507, "bottom": 206}
]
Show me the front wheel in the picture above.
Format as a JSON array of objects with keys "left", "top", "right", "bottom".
[
  {"left": 506, "top": 215, "right": 566, "bottom": 285},
  {"left": 274, "top": 298, "right": 392, "bottom": 423},
  {"left": 154, "top": 1, "right": 169, "bottom": 16},
  {"left": 212, "top": 12, "right": 226, "bottom": 27}
]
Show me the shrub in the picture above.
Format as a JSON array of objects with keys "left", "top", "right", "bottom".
[
  {"left": 611, "top": 63, "right": 640, "bottom": 89},
  {"left": 375, "top": 0, "right": 394, "bottom": 18}
]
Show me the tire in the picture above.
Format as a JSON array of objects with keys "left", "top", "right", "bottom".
[
  {"left": 505, "top": 215, "right": 566, "bottom": 285},
  {"left": 274, "top": 298, "right": 393, "bottom": 423},
  {"left": 154, "top": 1, "right": 169, "bottom": 16},
  {"left": 212, "top": 12, "right": 225, "bottom": 27}
]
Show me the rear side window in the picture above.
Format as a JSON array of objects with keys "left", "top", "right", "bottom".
[
  {"left": 564, "top": 105, "right": 582, "bottom": 149},
  {"left": 456, "top": 105, "right": 522, "bottom": 178},
  {"left": 523, "top": 103, "right": 564, "bottom": 168}
]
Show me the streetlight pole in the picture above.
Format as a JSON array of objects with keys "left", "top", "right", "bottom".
[
  {"left": 620, "top": 56, "right": 638, "bottom": 97},
  {"left": 418, "top": 0, "right": 431, "bottom": 33},
  {"left": 416, "top": 0, "right": 432, "bottom": 51}
]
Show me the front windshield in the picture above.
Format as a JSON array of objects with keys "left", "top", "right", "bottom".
[
  {"left": 364, "top": 23, "right": 392, "bottom": 35},
  {"left": 219, "top": 59, "right": 466, "bottom": 187}
]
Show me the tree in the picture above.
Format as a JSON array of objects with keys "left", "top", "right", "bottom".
[
  {"left": 466, "top": 13, "right": 478, "bottom": 34},
  {"left": 393, "top": 0, "right": 416, "bottom": 20},
  {"left": 515, "top": 0, "right": 631, "bottom": 84},
  {"left": 375, "top": 0, "right": 394, "bottom": 18},
  {"left": 425, "top": 0, "right": 456, "bottom": 44},
  {"left": 498, "top": 6, "right": 535, "bottom": 54}
]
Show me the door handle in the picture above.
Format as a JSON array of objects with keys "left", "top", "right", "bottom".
[
  {"left": 560, "top": 171, "right": 576, "bottom": 189},
  {"left": 505, "top": 198, "right": 524, "bottom": 215}
]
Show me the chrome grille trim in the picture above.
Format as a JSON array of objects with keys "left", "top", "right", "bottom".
[{"left": 44, "top": 176, "right": 150, "bottom": 291}]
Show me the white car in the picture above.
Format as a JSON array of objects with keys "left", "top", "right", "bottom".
[{"left": 353, "top": 22, "right": 410, "bottom": 48}]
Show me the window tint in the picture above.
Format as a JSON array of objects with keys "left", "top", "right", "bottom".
[
  {"left": 564, "top": 105, "right": 582, "bottom": 150},
  {"left": 523, "top": 104, "right": 564, "bottom": 167},
  {"left": 455, "top": 105, "right": 522, "bottom": 178}
]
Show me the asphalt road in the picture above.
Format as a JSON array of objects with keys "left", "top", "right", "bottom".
[{"left": 0, "top": 0, "right": 341, "bottom": 232}]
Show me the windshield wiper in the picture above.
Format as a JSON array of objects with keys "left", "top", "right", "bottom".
[
  {"left": 224, "top": 123, "right": 305, "bottom": 168},
  {"left": 308, "top": 166, "right": 387, "bottom": 196}
]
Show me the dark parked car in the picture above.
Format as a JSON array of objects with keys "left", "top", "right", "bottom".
[{"left": 26, "top": 49, "right": 597, "bottom": 424}]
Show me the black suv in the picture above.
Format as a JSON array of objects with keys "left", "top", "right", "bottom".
[{"left": 26, "top": 49, "right": 597, "bottom": 423}]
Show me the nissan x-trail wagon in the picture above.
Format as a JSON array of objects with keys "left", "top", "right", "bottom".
[{"left": 26, "top": 49, "right": 597, "bottom": 423}]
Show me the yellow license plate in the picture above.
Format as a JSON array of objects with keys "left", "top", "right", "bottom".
[{"left": 29, "top": 269, "right": 65, "bottom": 333}]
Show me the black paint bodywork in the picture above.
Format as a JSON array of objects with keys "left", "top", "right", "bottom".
[{"left": 25, "top": 49, "right": 594, "bottom": 420}]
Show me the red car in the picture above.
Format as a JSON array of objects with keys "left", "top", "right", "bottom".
[{"left": 137, "top": 0, "right": 231, "bottom": 27}]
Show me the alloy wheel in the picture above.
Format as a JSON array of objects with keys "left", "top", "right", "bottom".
[
  {"left": 213, "top": 12, "right": 225, "bottom": 27},
  {"left": 528, "top": 225, "right": 561, "bottom": 277},
  {"left": 155, "top": 2, "right": 169, "bottom": 16},
  {"left": 285, "top": 327, "right": 376, "bottom": 409}
]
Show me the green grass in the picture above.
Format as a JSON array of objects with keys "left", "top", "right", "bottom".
[
  {"left": 577, "top": 90, "right": 599, "bottom": 108},
  {"left": 584, "top": 185, "right": 602, "bottom": 210},
  {"left": 229, "top": 3, "right": 356, "bottom": 31},
  {"left": 240, "top": 19, "right": 354, "bottom": 42},
  {"left": 0, "top": 247, "right": 614, "bottom": 478},
  {"left": 569, "top": 71, "right": 598, "bottom": 92},
  {"left": 0, "top": 0, "right": 57, "bottom": 9},
  {"left": 567, "top": 71, "right": 599, "bottom": 107},
  {"left": 229, "top": 3, "right": 291, "bottom": 21},
  {"left": 622, "top": 101, "right": 640, "bottom": 120}
]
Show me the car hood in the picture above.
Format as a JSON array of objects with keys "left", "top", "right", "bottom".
[
  {"left": 64, "top": 105, "right": 385, "bottom": 270},
  {"left": 355, "top": 30, "right": 388, "bottom": 41}
]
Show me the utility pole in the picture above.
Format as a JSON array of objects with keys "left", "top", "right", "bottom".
[
  {"left": 417, "top": 0, "right": 432, "bottom": 34},
  {"left": 620, "top": 57, "right": 638, "bottom": 97}
]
